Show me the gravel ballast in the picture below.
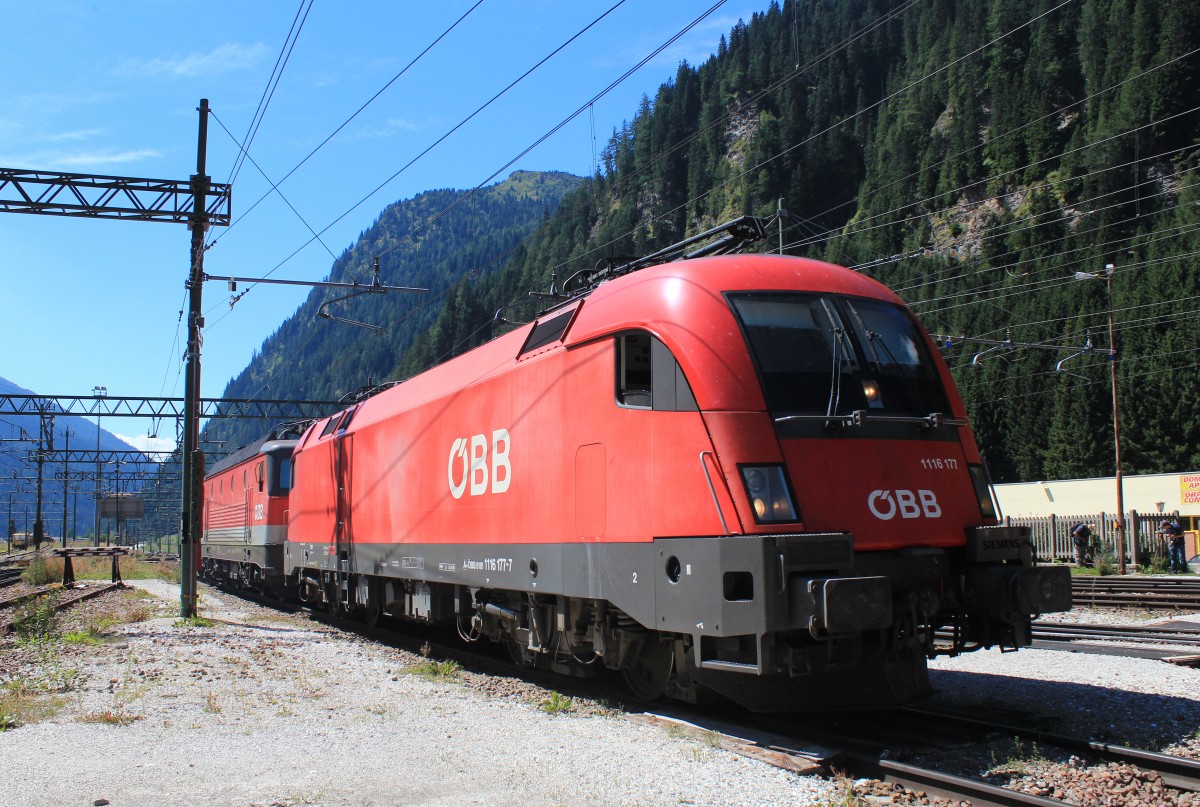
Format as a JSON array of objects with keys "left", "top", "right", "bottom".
[
  {"left": 6, "top": 578, "right": 1200, "bottom": 806},
  {"left": 1, "top": 581, "right": 838, "bottom": 807}
]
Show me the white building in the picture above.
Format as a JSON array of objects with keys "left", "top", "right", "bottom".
[{"left": 995, "top": 471, "right": 1200, "bottom": 531}]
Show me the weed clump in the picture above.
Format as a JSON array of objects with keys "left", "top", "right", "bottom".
[
  {"left": 11, "top": 593, "right": 61, "bottom": 643},
  {"left": 540, "top": 691, "right": 574, "bottom": 716},
  {"left": 21, "top": 555, "right": 57, "bottom": 586},
  {"left": 409, "top": 659, "right": 461, "bottom": 680}
]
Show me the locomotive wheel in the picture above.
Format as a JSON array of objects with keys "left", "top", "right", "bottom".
[
  {"left": 621, "top": 636, "right": 674, "bottom": 701},
  {"left": 325, "top": 579, "right": 343, "bottom": 616},
  {"left": 363, "top": 580, "right": 382, "bottom": 628}
]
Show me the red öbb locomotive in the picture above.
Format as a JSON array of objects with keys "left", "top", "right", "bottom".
[{"left": 202, "top": 219, "right": 1070, "bottom": 710}]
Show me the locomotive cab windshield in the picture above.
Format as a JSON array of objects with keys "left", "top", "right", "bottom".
[{"left": 729, "top": 292, "right": 953, "bottom": 432}]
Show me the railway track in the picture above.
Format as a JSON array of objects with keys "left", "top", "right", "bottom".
[
  {"left": 1071, "top": 575, "right": 1200, "bottom": 609},
  {"left": 1028, "top": 614, "right": 1200, "bottom": 663},
  {"left": 903, "top": 705, "right": 1200, "bottom": 793},
  {"left": 0, "top": 567, "right": 23, "bottom": 587},
  {"left": 216, "top": 580, "right": 1199, "bottom": 807},
  {"left": 0, "top": 582, "right": 124, "bottom": 633}
]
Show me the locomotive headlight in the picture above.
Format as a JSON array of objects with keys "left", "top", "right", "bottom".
[
  {"left": 740, "top": 465, "right": 799, "bottom": 524},
  {"left": 861, "top": 378, "right": 884, "bottom": 409}
]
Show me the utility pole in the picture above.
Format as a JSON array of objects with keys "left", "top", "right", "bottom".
[
  {"left": 180, "top": 99, "right": 210, "bottom": 619},
  {"left": 1073, "top": 264, "right": 1125, "bottom": 573},
  {"left": 61, "top": 429, "right": 69, "bottom": 547},
  {"left": 777, "top": 198, "right": 786, "bottom": 255},
  {"left": 93, "top": 385, "right": 105, "bottom": 547},
  {"left": 0, "top": 99, "right": 231, "bottom": 580},
  {"left": 33, "top": 407, "right": 52, "bottom": 550},
  {"left": 1104, "top": 264, "right": 1126, "bottom": 574}
]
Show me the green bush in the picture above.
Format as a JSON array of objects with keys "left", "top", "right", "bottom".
[
  {"left": 21, "top": 555, "right": 57, "bottom": 586},
  {"left": 11, "top": 594, "right": 61, "bottom": 643}
]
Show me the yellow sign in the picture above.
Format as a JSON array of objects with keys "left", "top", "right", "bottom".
[{"left": 1182, "top": 475, "right": 1200, "bottom": 505}]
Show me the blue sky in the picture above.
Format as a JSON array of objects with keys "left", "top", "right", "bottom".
[{"left": 0, "top": 0, "right": 766, "bottom": 452}]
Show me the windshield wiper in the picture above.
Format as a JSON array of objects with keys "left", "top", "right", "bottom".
[
  {"left": 774, "top": 410, "right": 967, "bottom": 428},
  {"left": 820, "top": 299, "right": 852, "bottom": 426}
]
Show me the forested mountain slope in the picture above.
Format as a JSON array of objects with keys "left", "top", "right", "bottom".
[
  {"left": 213, "top": 0, "right": 1198, "bottom": 484},
  {"left": 388, "top": 0, "right": 1198, "bottom": 483}
]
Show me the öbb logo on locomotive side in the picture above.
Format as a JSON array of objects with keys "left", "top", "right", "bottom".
[
  {"left": 867, "top": 489, "right": 942, "bottom": 520},
  {"left": 448, "top": 429, "right": 512, "bottom": 499}
]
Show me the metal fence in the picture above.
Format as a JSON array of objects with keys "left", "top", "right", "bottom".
[{"left": 1003, "top": 510, "right": 1180, "bottom": 564}]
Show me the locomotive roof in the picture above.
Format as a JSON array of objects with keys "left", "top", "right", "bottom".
[
  {"left": 304, "top": 252, "right": 938, "bottom": 441},
  {"left": 206, "top": 427, "right": 303, "bottom": 478}
]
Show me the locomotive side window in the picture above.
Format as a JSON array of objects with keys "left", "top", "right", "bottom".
[
  {"left": 319, "top": 416, "right": 339, "bottom": 438},
  {"left": 617, "top": 334, "right": 652, "bottom": 407},
  {"left": 615, "top": 332, "right": 697, "bottom": 411},
  {"left": 276, "top": 457, "right": 294, "bottom": 493}
]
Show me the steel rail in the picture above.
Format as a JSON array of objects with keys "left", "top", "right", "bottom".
[
  {"left": 1032, "top": 623, "right": 1200, "bottom": 646},
  {"left": 0, "top": 581, "right": 123, "bottom": 631},
  {"left": 842, "top": 754, "right": 1069, "bottom": 807},
  {"left": 905, "top": 705, "right": 1200, "bottom": 793}
]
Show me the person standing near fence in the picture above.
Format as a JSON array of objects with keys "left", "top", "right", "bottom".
[
  {"left": 1159, "top": 519, "right": 1187, "bottom": 573},
  {"left": 1071, "top": 522, "right": 1092, "bottom": 566}
]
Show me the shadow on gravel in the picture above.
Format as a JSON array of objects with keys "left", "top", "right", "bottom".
[{"left": 927, "top": 668, "right": 1200, "bottom": 750}]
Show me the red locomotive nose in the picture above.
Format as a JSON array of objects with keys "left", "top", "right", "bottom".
[{"left": 777, "top": 437, "right": 979, "bottom": 551}]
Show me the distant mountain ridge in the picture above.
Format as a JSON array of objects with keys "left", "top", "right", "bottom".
[
  {"left": 0, "top": 374, "right": 141, "bottom": 540},
  {"left": 0, "top": 375, "right": 139, "bottom": 453}
]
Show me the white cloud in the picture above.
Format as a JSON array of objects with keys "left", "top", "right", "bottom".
[
  {"left": 113, "top": 43, "right": 269, "bottom": 79},
  {"left": 0, "top": 148, "right": 163, "bottom": 170},
  {"left": 115, "top": 433, "right": 177, "bottom": 456},
  {"left": 350, "top": 117, "right": 430, "bottom": 141},
  {"left": 45, "top": 128, "right": 106, "bottom": 143},
  {"left": 54, "top": 149, "right": 162, "bottom": 167}
]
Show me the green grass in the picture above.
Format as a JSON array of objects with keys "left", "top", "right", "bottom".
[
  {"left": 1071, "top": 554, "right": 1116, "bottom": 576},
  {"left": 539, "top": 690, "right": 574, "bottom": 716},
  {"left": 23, "top": 554, "right": 182, "bottom": 583},
  {"left": 408, "top": 659, "right": 461, "bottom": 680},
  {"left": 988, "top": 737, "right": 1049, "bottom": 776},
  {"left": 174, "top": 616, "right": 214, "bottom": 628},
  {"left": 62, "top": 630, "right": 103, "bottom": 646},
  {"left": 0, "top": 678, "right": 64, "bottom": 731},
  {"left": 21, "top": 555, "right": 57, "bottom": 585},
  {"left": 0, "top": 646, "right": 79, "bottom": 730},
  {"left": 10, "top": 593, "right": 61, "bottom": 644}
]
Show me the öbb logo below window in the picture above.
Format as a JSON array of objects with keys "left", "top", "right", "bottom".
[{"left": 867, "top": 489, "right": 942, "bottom": 520}]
